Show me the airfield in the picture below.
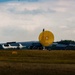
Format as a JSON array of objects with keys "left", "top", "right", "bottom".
[
  {"left": 0, "top": 49, "right": 75, "bottom": 75},
  {"left": 0, "top": 30, "right": 75, "bottom": 75}
]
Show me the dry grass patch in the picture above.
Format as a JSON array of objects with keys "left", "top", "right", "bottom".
[{"left": 0, "top": 50, "right": 75, "bottom": 75}]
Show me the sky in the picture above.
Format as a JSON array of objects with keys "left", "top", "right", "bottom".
[{"left": 0, "top": 0, "right": 75, "bottom": 43}]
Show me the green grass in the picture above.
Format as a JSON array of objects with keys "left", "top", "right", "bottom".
[{"left": 0, "top": 50, "right": 75, "bottom": 75}]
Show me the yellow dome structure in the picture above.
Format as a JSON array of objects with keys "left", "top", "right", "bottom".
[{"left": 39, "top": 29, "right": 54, "bottom": 46}]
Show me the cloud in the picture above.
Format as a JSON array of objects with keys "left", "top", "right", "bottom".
[
  {"left": 0, "top": 0, "right": 57, "bottom": 3},
  {"left": 8, "top": 8, "right": 55, "bottom": 15},
  {"left": 0, "top": 0, "right": 39, "bottom": 3},
  {"left": 0, "top": 0, "right": 75, "bottom": 43},
  {"left": 0, "top": 1, "right": 56, "bottom": 15}
]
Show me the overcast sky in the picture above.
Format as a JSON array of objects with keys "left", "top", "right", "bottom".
[{"left": 0, "top": 0, "right": 75, "bottom": 43}]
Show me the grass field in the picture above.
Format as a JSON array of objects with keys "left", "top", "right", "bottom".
[{"left": 0, "top": 50, "right": 75, "bottom": 75}]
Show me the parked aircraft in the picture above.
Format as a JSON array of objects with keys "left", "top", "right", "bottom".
[
  {"left": 2, "top": 43, "right": 26, "bottom": 49},
  {"left": 2, "top": 44, "right": 18, "bottom": 49},
  {"left": 18, "top": 43, "right": 26, "bottom": 49}
]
